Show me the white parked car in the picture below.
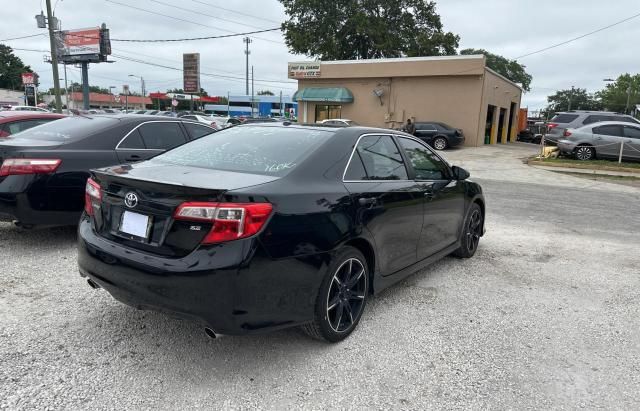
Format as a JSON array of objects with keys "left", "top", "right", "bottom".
[
  {"left": 319, "top": 118, "right": 359, "bottom": 127},
  {"left": 181, "top": 114, "right": 240, "bottom": 130},
  {"left": 8, "top": 105, "right": 50, "bottom": 113}
]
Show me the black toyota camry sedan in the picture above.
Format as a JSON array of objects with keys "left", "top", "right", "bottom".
[
  {"left": 0, "top": 115, "right": 215, "bottom": 227},
  {"left": 78, "top": 124, "right": 485, "bottom": 342}
]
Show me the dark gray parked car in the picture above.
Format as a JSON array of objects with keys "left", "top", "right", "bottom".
[
  {"left": 546, "top": 111, "right": 640, "bottom": 143},
  {"left": 410, "top": 122, "right": 465, "bottom": 150},
  {"left": 557, "top": 121, "right": 640, "bottom": 161}
]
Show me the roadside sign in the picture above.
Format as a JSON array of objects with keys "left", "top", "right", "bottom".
[
  {"left": 171, "top": 99, "right": 178, "bottom": 107},
  {"left": 114, "top": 94, "right": 120, "bottom": 103},
  {"left": 21, "top": 73, "right": 37, "bottom": 86},
  {"left": 288, "top": 62, "right": 321, "bottom": 79},
  {"left": 122, "top": 85, "right": 130, "bottom": 95},
  {"left": 183, "top": 53, "right": 200, "bottom": 93}
]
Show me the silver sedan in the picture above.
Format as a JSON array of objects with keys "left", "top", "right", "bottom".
[{"left": 556, "top": 121, "right": 640, "bottom": 161}]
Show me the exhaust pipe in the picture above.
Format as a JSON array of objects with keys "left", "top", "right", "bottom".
[
  {"left": 204, "top": 327, "right": 218, "bottom": 339},
  {"left": 87, "top": 279, "right": 100, "bottom": 289}
]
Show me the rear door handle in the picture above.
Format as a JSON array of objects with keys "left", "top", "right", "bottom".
[
  {"left": 358, "top": 197, "right": 377, "bottom": 206},
  {"left": 594, "top": 136, "right": 602, "bottom": 140},
  {"left": 125, "top": 155, "right": 141, "bottom": 162}
]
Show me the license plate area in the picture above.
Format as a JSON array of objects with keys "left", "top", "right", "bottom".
[{"left": 119, "top": 210, "right": 152, "bottom": 241}]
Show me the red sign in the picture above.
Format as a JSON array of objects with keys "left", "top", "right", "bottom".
[
  {"left": 60, "top": 28, "right": 101, "bottom": 56},
  {"left": 21, "top": 73, "right": 36, "bottom": 85}
]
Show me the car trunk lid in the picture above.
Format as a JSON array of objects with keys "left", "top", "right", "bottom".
[{"left": 90, "top": 163, "right": 278, "bottom": 257}]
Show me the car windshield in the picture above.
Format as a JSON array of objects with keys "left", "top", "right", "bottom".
[
  {"left": 8, "top": 116, "right": 120, "bottom": 141},
  {"left": 150, "top": 126, "right": 333, "bottom": 176}
]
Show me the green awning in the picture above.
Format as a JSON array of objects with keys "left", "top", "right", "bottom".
[{"left": 292, "top": 87, "right": 354, "bottom": 103}]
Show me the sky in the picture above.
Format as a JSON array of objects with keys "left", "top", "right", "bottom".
[{"left": 2, "top": 0, "right": 639, "bottom": 111}]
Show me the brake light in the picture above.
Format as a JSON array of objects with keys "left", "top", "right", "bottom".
[
  {"left": 563, "top": 130, "right": 572, "bottom": 137},
  {"left": 174, "top": 202, "right": 273, "bottom": 244},
  {"left": 0, "top": 158, "right": 61, "bottom": 177},
  {"left": 210, "top": 121, "right": 217, "bottom": 127},
  {"left": 547, "top": 123, "right": 558, "bottom": 130},
  {"left": 84, "top": 177, "right": 102, "bottom": 216}
]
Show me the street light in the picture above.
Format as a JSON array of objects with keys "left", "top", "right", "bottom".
[{"left": 128, "top": 74, "right": 145, "bottom": 97}]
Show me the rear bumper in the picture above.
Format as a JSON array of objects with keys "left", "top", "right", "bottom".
[
  {"left": 77, "top": 216, "right": 327, "bottom": 335},
  {"left": 557, "top": 140, "right": 577, "bottom": 154},
  {"left": 0, "top": 175, "right": 82, "bottom": 226},
  {"left": 450, "top": 135, "right": 465, "bottom": 147}
]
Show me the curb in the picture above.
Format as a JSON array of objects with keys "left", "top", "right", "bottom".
[
  {"left": 528, "top": 160, "right": 640, "bottom": 175},
  {"left": 529, "top": 164, "right": 640, "bottom": 178}
]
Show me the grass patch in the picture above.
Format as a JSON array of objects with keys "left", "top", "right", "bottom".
[{"left": 529, "top": 157, "right": 640, "bottom": 172}]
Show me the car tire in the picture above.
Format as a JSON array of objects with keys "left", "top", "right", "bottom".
[
  {"left": 432, "top": 137, "right": 448, "bottom": 150},
  {"left": 574, "top": 145, "right": 595, "bottom": 161},
  {"left": 302, "top": 246, "right": 369, "bottom": 343},
  {"left": 452, "top": 203, "right": 483, "bottom": 259}
]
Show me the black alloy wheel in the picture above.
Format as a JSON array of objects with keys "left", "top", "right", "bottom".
[
  {"left": 302, "top": 247, "right": 368, "bottom": 342},
  {"left": 575, "top": 145, "right": 595, "bottom": 161},
  {"left": 453, "top": 203, "right": 483, "bottom": 258},
  {"left": 432, "top": 137, "right": 448, "bottom": 150}
]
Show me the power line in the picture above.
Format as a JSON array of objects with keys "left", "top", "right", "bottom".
[
  {"left": 8, "top": 47, "right": 49, "bottom": 52},
  {"left": 63, "top": 26, "right": 280, "bottom": 43},
  {"left": 105, "top": 0, "right": 283, "bottom": 44},
  {"left": 190, "top": 0, "right": 281, "bottom": 24},
  {"left": 149, "top": 0, "right": 275, "bottom": 33},
  {"left": 515, "top": 11, "right": 640, "bottom": 60},
  {"left": 0, "top": 34, "right": 46, "bottom": 42}
]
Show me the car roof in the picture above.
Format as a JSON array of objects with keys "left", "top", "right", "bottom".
[{"left": 0, "top": 111, "right": 66, "bottom": 121}]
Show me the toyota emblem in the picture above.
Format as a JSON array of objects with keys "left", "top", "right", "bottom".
[{"left": 124, "top": 192, "right": 138, "bottom": 208}]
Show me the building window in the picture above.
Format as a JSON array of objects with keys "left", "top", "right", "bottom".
[{"left": 315, "top": 105, "right": 341, "bottom": 122}]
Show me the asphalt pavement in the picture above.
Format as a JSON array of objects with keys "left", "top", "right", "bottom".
[{"left": 1, "top": 142, "right": 639, "bottom": 409}]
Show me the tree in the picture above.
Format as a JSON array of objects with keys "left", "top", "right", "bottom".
[
  {"left": 545, "top": 88, "right": 602, "bottom": 114},
  {"left": 596, "top": 73, "right": 640, "bottom": 114},
  {"left": 257, "top": 90, "right": 275, "bottom": 96},
  {"left": 279, "top": 0, "right": 459, "bottom": 60},
  {"left": 0, "top": 44, "right": 34, "bottom": 90},
  {"left": 460, "top": 48, "right": 532, "bottom": 92}
]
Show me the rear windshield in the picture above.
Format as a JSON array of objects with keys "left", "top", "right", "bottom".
[
  {"left": 150, "top": 126, "right": 333, "bottom": 176},
  {"left": 550, "top": 114, "right": 579, "bottom": 124},
  {"left": 9, "top": 116, "right": 119, "bottom": 141}
]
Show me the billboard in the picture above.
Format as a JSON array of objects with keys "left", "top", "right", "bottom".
[
  {"left": 21, "top": 72, "right": 38, "bottom": 86},
  {"left": 55, "top": 27, "right": 110, "bottom": 63},
  {"left": 183, "top": 53, "right": 200, "bottom": 94},
  {"left": 288, "top": 62, "right": 321, "bottom": 79}
]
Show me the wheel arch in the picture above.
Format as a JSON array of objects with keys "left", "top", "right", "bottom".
[{"left": 344, "top": 237, "right": 376, "bottom": 295}]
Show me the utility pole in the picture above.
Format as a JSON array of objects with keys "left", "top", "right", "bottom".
[
  {"left": 63, "top": 63, "right": 69, "bottom": 109},
  {"left": 44, "top": 0, "right": 62, "bottom": 113},
  {"left": 625, "top": 85, "right": 632, "bottom": 114},
  {"left": 251, "top": 65, "right": 255, "bottom": 117},
  {"left": 243, "top": 37, "right": 252, "bottom": 95},
  {"left": 81, "top": 62, "right": 90, "bottom": 110},
  {"left": 567, "top": 85, "right": 575, "bottom": 111}
]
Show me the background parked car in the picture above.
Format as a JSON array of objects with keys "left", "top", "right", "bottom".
[
  {"left": 0, "top": 114, "right": 215, "bottom": 227},
  {"left": 179, "top": 114, "right": 228, "bottom": 129},
  {"left": 6, "top": 105, "right": 50, "bottom": 113},
  {"left": 319, "top": 118, "right": 359, "bottom": 127},
  {"left": 410, "top": 121, "right": 465, "bottom": 150},
  {"left": 241, "top": 117, "right": 279, "bottom": 124},
  {"left": 557, "top": 121, "right": 640, "bottom": 161},
  {"left": 0, "top": 112, "right": 66, "bottom": 137},
  {"left": 546, "top": 110, "right": 640, "bottom": 144}
]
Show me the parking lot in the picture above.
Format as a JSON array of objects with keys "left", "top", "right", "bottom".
[{"left": 1, "top": 143, "right": 639, "bottom": 409}]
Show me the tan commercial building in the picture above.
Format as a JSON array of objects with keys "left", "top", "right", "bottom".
[{"left": 289, "top": 55, "right": 523, "bottom": 146}]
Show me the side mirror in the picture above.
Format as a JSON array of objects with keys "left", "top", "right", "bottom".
[{"left": 451, "top": 165, "right": 470, "bottom": 180}]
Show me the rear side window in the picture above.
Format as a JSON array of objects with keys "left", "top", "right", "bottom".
[
  {"left": 593, "top": 125, "right": 623, "bottom": 137},
  {"left": 583, "top": 115, "right": 611, "bottom": 125},
  {"left": 118, "top": 129, "right": 145, "bottom": 149},
  {"left": 614, "top": 116, "right": 640, "bottom": 124},
  {"left": 623, "top": 126, "right": 640, "bottom": 139},
  {"left": 6, "top": 119, "right": 53, "bottom": 135},
  {"left": 137, "top": 122, "right": 186, "bottom": 150},
  {"left": 151, "top": 126, "right": 332, "bottom": 176},
  {"left": 346, "top": 135, "right": 408, "bottom": 180},
  {"left": 183, "top": 122, "right": 214, "bottom": 139},
  {"left": 551, "top": 114, "right": 579, "bottom": 124}
]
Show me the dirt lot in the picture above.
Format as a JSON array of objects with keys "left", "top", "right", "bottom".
[{"left": 1, "top": 143, "right": 639, "bottom": 409}]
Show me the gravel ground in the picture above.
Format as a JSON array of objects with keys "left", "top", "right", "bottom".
[{"left": 1, "top": 144, "right": 639, "bottom": 409}]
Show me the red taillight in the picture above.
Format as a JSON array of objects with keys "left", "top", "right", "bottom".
[
  {"left": 174, "top": 202, "right": 273, "bottom": 244},
  {"left": 84, "top": 177, "right": 102, "bottom": 216},
  {"left": 563, "top": 130, "right": 572, "bottom": 137},
  {"left": 547, "top": 123, "right": 558, "bottom": 130},
  {"left": 210, "top": 121, "right": 217, "bottom": 127},
  {"left": 0, "top": 158, "right": 61, "bottom": 177}
]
